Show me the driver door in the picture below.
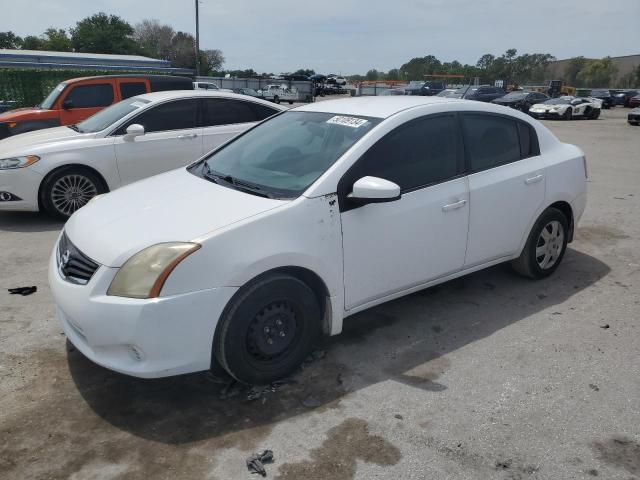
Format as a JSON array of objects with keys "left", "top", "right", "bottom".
[
  {"left": 113, "top": 99, "right": 202, "bottom": 185},
  {"left": 340, "top": 114, "right": 469, "bottom": 310},
  {"left": 58, "top": 82, "right": 115, "bottom": 125}
]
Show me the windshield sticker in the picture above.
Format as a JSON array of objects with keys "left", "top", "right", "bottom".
[
  {"left": 327, "top": 115, "right": 369, "bottom": 128},
  {"left": 131, "top": 101, "right": 146, "bottom": 108}
]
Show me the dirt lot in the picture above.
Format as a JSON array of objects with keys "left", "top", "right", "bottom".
[{"left": 1, "top": 107, "right": 639, "bottom": 480}]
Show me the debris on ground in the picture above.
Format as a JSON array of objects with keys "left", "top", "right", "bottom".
[
  {"left": 219, "top": 380, "right": 242, "bottom": 400},
  {"left": 246, "top": 449, "right": 274, "bottom": 476},
  {"left": 394, "top": 414, "right": 403, "bottom": 420},
  {"left": 600, "top": 324, "right": 610, "bottom": 329},
  {"left": 589, "top": 384, "right": 600, "bottom": 391},
  {"left": 8, "top": 286, "right": 37, "bottom": 296},
  {"left": 246, "top": 378, "right": 297, "bottom": 402},
  {"left": 302, "top": 395, "right": 322, "bottom": 408}
]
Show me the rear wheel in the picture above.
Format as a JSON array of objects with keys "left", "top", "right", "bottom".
[
  {"left": 41, "top": 167, "right": 106, "bottom": 219},
  {"left": 590, "top": 108, "right": 601, "bottom": 120},
  {"left": 511, "top": 208, "right": 569, "bottom": 279},
  {"left": 563, "top": 108, "right": 573, "bottom": 120},
  {"left": 213, "top": 273, "right": 321, "bottom": 384}
]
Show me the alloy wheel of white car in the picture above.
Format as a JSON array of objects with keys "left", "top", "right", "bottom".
[
  {"left": 535, "top": 220, "right": 565, "bottom": 269},
  {"left": 42, "top": 169, "right": 105, "bottom": 219}
]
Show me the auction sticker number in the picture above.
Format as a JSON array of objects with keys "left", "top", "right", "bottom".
[{"left": 327, "top": 116, "right": 369, "bottom": 128}]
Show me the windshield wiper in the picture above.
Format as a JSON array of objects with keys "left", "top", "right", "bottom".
[
  {"left": 201, "top": 163, "right": 272, "bottom": 198},
  {"left": 67, "top": 124, "right": 81, "bottom": 132}
]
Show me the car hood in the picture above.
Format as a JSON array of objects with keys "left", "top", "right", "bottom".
[
  {"left": 64, "top": 168, "right": 288, "bottom": 267},
  {"left": 0, "top": 126, "right": 89, "bottom": 155},
  {"left": 0, "top": 107, "right": 44, "bottom": 121}
]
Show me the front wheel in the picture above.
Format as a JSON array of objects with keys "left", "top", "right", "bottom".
[
  {"left": 213, "top": 273, "right": 321, "bottom": 384},
  {"left": 590, "top": 108, "right": 601, "bottom": 120},
  {"left": 563, "top": 108, "right": 573, "bottom": 120},
  {"left": 41, "top": 167, "right": 106, "bottom": 219},
  {"left": 511, "top": 208, "right": 569, "bottom": 279}
]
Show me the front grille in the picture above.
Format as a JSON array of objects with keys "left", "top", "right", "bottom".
[{"left": 57, "top": 233, "right": 99, "bottom": 285}]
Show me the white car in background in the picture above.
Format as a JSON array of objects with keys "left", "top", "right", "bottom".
[
  {"left": 529, "top": 96, "right": 601, "bottom": 120},
  {"left": 257, "top": 85, "right": 299, "bottom": 104},
  {"left": 49, "top": 97, "right": 587, "bottom": 384},
  {"left": 0, "top": 91, "right": 284, "bottom": 218},
  {"left": 193, "top": 81, "right": 233, "bottom": 93}
]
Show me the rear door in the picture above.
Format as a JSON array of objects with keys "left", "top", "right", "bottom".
[
  {"left": 58, "top": 82, "right": 115, "bottom": 125},
  {"left": 117, "top": 79, "right": 149, "bottom": 100},
  {"left": 199, "top": 98, "right": 279, "bottom": 154},
  {"left": 113, "top": 98, "right": 202, "bottom": 185},
  {"left": 462, "top": 113, "right": 546, "bottom": 267}
]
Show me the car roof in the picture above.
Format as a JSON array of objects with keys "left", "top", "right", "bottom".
[
  {"left": 294, "top": 96, "right": 466, "bottom": 118},
  {"left": 132, "top": 90, "right": 283, "bottom": 107}
]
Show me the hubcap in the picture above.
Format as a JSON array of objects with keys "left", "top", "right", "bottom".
[
  {"left": 247, "top": 301, "right": 298, "bottom": 361},
  {"left": 51, "top": 174, "right": 98, "bottom": 216},
  {"left": 535, "top": 220, "right": 564, "bottom": 269}
]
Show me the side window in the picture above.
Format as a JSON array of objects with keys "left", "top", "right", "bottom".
[
  {"left": 250, "top": 102, "right": 279, "bottom": 121},
  {"left": 120, "top": 82, "right": 147, "bottom": 99},
  {"left": 462, "top": 114, "right": 521, "bottom": 171},
  {"left": 64, "top": 84, "right": 114, "bottom": 108},
  {"left": 201, "top": 98, "right": 258, "bottom": 126},
  {"left": 517, "top": 122, "right": 540, "bottom": 158},
  {"left": 116, "top": 99, "right": 197, "bottom": 134},
  {"left": 351, "top": 114, "right": 462, "bottom": 192}
]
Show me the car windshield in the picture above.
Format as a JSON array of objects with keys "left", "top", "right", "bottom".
[
  {"left": 463, "top": 87, "right": 480, "bottom": 97},
  {"left": 39, "top": 82, "right": 67, "bottom": 109},
  {"left": 437, "top": 89, "right": 458, "bottom": 97},
  {"left": 244, "top": 89, "right": 258, "bottom": 95},
  {"left": 591, "top": 90, "right": 609, "bottom": 96},
  {"left": 542, "top": 98, "right": 572, "bottom": 105},
  {"left": 502, "top": 92, "right": 528, "bottom": 99},
  {"left": 76, "top": 97, "right": 150, "bottom": 133},
  {"left": 194, "top": 111, "right": 382, "bottom": 198},
  {"left": 408, "top": 81, "right": 424, "bottom": 87}
]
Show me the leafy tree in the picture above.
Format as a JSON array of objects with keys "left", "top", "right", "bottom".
[
  {"left": 21, "top": 35, "right": 45, "bottom": 50},
  {"left": 576, "top": 57, "right": 617, "bottom": 87},
  {"left": 0, "top": 31, "right": 22, "bottom": 49},
  {"left": 42, "top": 28, "right": 72, "bottom": 51},
  {"left": 476, "top": 54, "right": 495, "bottom": 71},
  {"left": 200, "top": 49, "right": 225, "bottom": 74},
  {"left": 564, "top": 57, "right": 587, "bottom": 85},
  {"left": 291, "top": 68, "right": 315, "bottom": 77},
  {"left": 70, "top": 12, "right": 138, "bottom": 54},
  {"left": 386, "top": 68, "right": 400, "bottom": 80},
  {"left": 365, "top": 69, "right": 380, "bottom": 81},
  {"left": 399, "top": 55, "right": 442, "bottom": 80},
  {"left": 168, "top": 31, "right": 196, "bottom": 68},
  {"left": 133, "top": 19, "right": 175, "bottom": 60}
]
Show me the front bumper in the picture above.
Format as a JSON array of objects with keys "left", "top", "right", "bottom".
[
  {"left": 0, "top": 167, "right": 43, "bottom": 211},
  {"left": 529, "top": 110, "right": 563, "bottom": 119},
  {"left": 48, "top": 239, "right": 238, "bottom": 378},
  {"left": 628, "top": 113, "right": 640, "bottom": 124}
]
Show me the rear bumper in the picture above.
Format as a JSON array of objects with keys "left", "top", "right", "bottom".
[{"left": 0, "top": 168, "right": 43, "bottom": 211}]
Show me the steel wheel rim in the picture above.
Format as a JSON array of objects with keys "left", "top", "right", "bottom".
[
  {"left": 51, "top": 174, "right": 98, "bottom": 216},
  {"left": 535, "top": 220, "right": 564, "bottom": 269},
  {"left": 246, "top": 300, "right": 299, "bottom": 362}
]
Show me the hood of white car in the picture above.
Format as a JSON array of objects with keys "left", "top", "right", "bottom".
[
  {"left": 0, "top": 126, "right": 94, "bottom": 157},
  {"left": 64, "top": 168, "right": 288, "bottom": 267}
]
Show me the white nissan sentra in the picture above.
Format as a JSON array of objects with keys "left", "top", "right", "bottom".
[
  {"left": 0, "top": 91, "right": 284, "bottom": 218},
  {"left": 49, "top": 96, "right": 587, "bottom": 384}
]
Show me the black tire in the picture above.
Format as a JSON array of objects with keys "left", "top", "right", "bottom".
[
  {"left": 590, "top": 108, "right": 601, "bottom": 120},
  {"left": 563, "top": 108, "right": 573, "bottom": 120},
  {"left": 288, "top": 101, "right": 293, "bottom": 104},
  {"left": 40, "top": 167, "right": 107, "bottom": 219},
  {"left": 511, "top": 207, "right": 569, "bottom": 279},
  {"left": 273, "top": 95, "right": 280, "bottom": 104},
  {"left": 213, "top": 273, "right": 322, "bottom": 384}
]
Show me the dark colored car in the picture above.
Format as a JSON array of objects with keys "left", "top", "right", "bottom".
[
  {"left": 629, "top": 95, "right": 640, "bottom": 108},
  {"left": 628, "top": 107, "right": 640, "bottom": 125},
  {"left": 459, "top": 85, "right": 507, "bottom": 102},
  {"left": 404, "top": 80, "right": 446, "bottom": 96},
  {"left": 491, "top": 91, "right": 549, "bottom": 112},
  {"left": 612, "top": 90, "right": 639, "bottom": 107},
  {"left": 283, "top": 74, "right": 309, "bottom": 81},
  {"left": 232, "top": 88, "right": 261, "bottom": 98},
  {"left": 589, "top": 89, "right": 613, "bottom": 109}
]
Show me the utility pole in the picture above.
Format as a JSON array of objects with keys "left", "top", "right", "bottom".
[{"left": 195, "top": 0, "right": 201, "bottom": 76}]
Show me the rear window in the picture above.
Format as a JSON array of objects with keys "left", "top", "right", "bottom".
[
  {"left": 201, "top": 98, "right": 258, "bottom": 126},
  {"left": 462, "top": 114, "right": 521, "bottom": 171},
  {"left": 120, "top": 82, "right": 147, "bottom": 99}
]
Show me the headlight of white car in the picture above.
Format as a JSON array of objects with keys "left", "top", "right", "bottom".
[
  {"left": 107, "top": 242, "right": 201, "bottom": 299},
  {"left": 0, "top": 155, "right": 40, "bottom": 170}
]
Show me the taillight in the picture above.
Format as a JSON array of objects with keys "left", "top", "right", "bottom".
[{"left": 582, "top": 156, "right": 588, "bottom": 179}]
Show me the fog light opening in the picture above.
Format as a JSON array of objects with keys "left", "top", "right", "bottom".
[{"left": 0, "top": 192, "right": 21, "bottom": 201}]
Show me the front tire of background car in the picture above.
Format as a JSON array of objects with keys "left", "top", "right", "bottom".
[
  {"left": 511, "top": 207, "right": 569, "bottom": 279},
  {"left": 40, "top": 167, "right": 107, "bottom": 220},
  {"left": 273, "top": 95, "right": 280, "bottom": 104},
  {"left": 288, "top": 101, "right": 293, "bottom": 104},
  {"left": 213, "top": 272, "right": 322, "bottom": 385},
  {"left": 590, "top": 108, "right": 601, "bottom": 120},
  {"left": 563, "top": 108, "right": 573, "bottom": 120}
]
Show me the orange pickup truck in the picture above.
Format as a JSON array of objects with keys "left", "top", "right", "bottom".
[{"left": 0, "top": 75, "right": 193, "bottom": 140}]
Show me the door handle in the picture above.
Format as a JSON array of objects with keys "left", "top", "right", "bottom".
[
  {"left": 524, "top": 174, "right": 544, "bottom": 185},
  {"left": 177, "top": 133, "right": 198, "bottom": 139},
  {"left": 442, "top": 199, "right": 467, "bottom": 212}
]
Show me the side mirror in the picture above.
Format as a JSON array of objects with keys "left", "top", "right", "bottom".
[
  {"left": 124, "top": 124, "right": 145, "bottom": 141},
  {"left": 62, "top": 99, "right": 73, "bottom": 110},
  {"left": 348, "top": 176, "right": 401, "bottom": 207}
]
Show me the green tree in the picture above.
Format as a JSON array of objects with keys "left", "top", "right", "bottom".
[
  {"left": 291, "top": 68, "right": 315, "bottom": 77},
  {"left": 399, "top": 55, "right": 442, "bottom": 80},
  {"left": 365, "top": 69, "right": 380, "bottom": 81},
  {"left": 576, "top": 57, "right": 617, "bottom": 87},
  {"left": 200, "top": 49, "right": 225, "bottom": 75},
  {"left": 70, "top": 12, "right": 138, "bottom": 54},
  {"left": 564, "top": 57, "right": 587, "bottom": 85},
  {"left": 0, "top": 31, "right": 22, "bottom": 49},
  {"left": 386, "top": 68, "right": 400, "bottom": 80},
  {"left": 41, "top": 28, "right": 72, "bottom": 51},
  {"left": 133, "top": 19, "right": 175, "bottom": 59},
  {"left": 21, "top": 35, "right": 45, "bottom": 50},
  {"left": 168, "top": 31, "right": 196, "bottom": 68}
]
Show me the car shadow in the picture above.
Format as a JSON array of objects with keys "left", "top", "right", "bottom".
[
  {"left": 0, "top": 211, "right": 64, "bottom": 232},
  {"left": 67, "top": 247, "right": 609, "bottom": 446}
]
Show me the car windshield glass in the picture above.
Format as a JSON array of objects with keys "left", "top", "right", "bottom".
[
  {"left": 39, "top": 82, "right": 66, "bottom": 109},
  {"left": 76, "top": 97, "right": 150, "bottom": 133},
  {"left": 591, "top": 90, "right": 608, "bottom": 95},
  {"left": 194, "top": 111, "right": 382, "bottom": 198},
  {"left": 542, "top": 98, "right": 571, "bottom": 105},
  {"left": 244, "top": 89, "right": 258, "bottom": 95},
  {"left": 408, "top": 81, "right": 424, "bottom": 87},
  {"left": 502, "top": 92, "right": 528, "bottom": 99}
]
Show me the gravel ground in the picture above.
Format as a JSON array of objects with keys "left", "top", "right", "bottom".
[{"left": 1, "top": 106, "right": 639, "bottom": 480}]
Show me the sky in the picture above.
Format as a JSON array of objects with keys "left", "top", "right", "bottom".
[{"left": 2, "top": 0, "right": 639, "bottom": 74}]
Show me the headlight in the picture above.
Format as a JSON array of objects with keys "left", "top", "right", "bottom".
[
  {"left": 107, "top": 243, "right": 201, "bottom": 299},
  {"left": 0, "top": 155, "right": 40, "bottom": 170}
]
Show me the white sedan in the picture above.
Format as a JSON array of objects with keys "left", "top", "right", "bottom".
[
  {"left": 529, "top": 96, "right": 601, "bottom": 120},
  {"left": 0, "top": 91, "right": 284, "bottom": 217},
  {"left": 50, "top": 96, "right": 587, "bottom": 384}
]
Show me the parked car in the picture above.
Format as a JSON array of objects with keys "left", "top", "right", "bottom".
[
  {"left": 589, "top": 89, "right": 613, "bottom": 109},
  {"left": 193, "top": 81, "right": 233, "bottom": 93},
  {"left": 628, "top": 95, "right": 640, "bottom": 109},
  {"left": 258, "top": 85, "right": 298, "bottom": 104},
  {"left": 492, "top": 91, "right": 549, "bottom": 112},
  {"left": 0, "top": 75, "right": 193, "bottom": 141},
  {"left": 283, "top": 74, "right": 310, "bottom": 81},
  {"left": 529, "top": 96, "right": 601, "bottom": 120},
  {"left": 436, "top": 88, "right": 459, "bottom": 98},
  {"left": 462, "top": 85, "right": 507, "bottom": 102},
  {"left": 404, "top": 80, "right": 446, "bottom": 96},
  {"left": 231, "top": 88, "right": 262, "bottom": 98},
  {"left": 0, "top": 91, "right": 284, "bottom": 218},
  {"left": 618, "top": 90, "right": 638, "bottom": 107},
  {"left": 49, "top": 96, "right": 587, "bottom": 384},
  {"left": 326, "top": 75, "right": 347, "bottom": 86},
  {"left": 628, "top": 107, "right": 640, "bottom": 125}
]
